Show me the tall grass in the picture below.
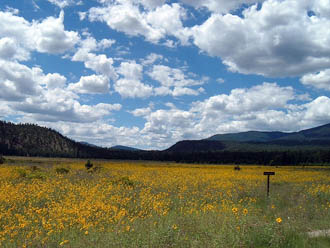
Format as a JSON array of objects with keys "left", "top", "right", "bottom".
[{"left": 0, "top": 157, "right": 329, "bottom": 247}]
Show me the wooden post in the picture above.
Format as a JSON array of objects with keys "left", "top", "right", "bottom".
[{"left": 263, "top": 172, "right": 275, "bottom": 197}]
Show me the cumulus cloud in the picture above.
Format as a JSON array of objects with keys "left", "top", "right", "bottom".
[
  {"left": 88, "top": 1, "right": 188, "bottom": 44},
  {"left": 114, "top": 61, "right": 153, "bottom": 98},
  {"left": 0, "top": 58, "right": 120, "bottom": 124},
  {"left": 190, "top": 0, "right": 330, "bottom": 77},
  {"left": 34, "top": 120, "right": 141, "bottom": 148},
  {"left": 43, "top": 73, "right": 67, "bottom": 89},
  {"left": 68, "top": 74, "right": 110, "bottom": 94},
  {"left": 14, "top": 87, "right": 121, "bottom": 123},
  {"left": 300, "top": 69, "right": 330, "bottom": 91},
  {"left": 149, "top": 65, "right": 204, "bottom": 87},
  {"left": 33, "top": 11, "right": 80, "bottom": 54},
  {"left": 47, "top": 0, "right": 82, "bottom": 8},
  {"left": 0, "top": 37, "right": 28, "bottom": 61},
  {"left": 181, "top": 0, "right": 265, "bottom": 13},
  {"left": 0, "top": 10, "right": 79, "bottom": 60},
  {"left": 114, "top": 79, "right": 153, "bottom": 98},
  {"left": 148, "top": 64, "right": 206, "bottom": 96},
  {"left": 141, "top": 53, "right": 164, "bottom": 66},
  {"left": 0, "top": 60, "right": 42, "bottom": 101},
  {"left": 72, "top": 50, "right": 117, "bottom": 80}
]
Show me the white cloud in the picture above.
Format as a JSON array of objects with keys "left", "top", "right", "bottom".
[
  {"left": 114, "top": 79, "right": 153, "bottom": 98},
  {"left": 0, "top": 60, "right": 42, "bottom": 101},
  {"left": 36, "top": 120, "right": 141, "bottom": 148},
  {"left": 217, "top": 78, "right": 225, "bottom": 84},
  {"left": 146, "top": 3, "right": 190, "bottom": 45},
  {"left": 43, "top": 73, "right": 67, "bottom": 89},
  {"left": 68, "top": 74, "right": 110, "bottom": 94},
  {"left": 0, "top": 10, "right": 80, "bottom": 60},
  {"left": 190, "top": 0, "right": 330, "bottom": 77},
  {"left": 141, "top": 53, "right": 164, "bottom": 66},
  {"left": 117, "top": 61, "right": 143, "bottom": 80},
  {"left": 300, "top": 69, "right": 330, "bottom": 91},
  {"left": 72, "top": 50, "right": 117, "bottom": 80},
  {"left": 88, "top": 2, "right": 188, "bottom": 44},
  {"left": 130, "top": 107, "right": 152, "bottom": 117},
  {"left": 33, "top": 11, "right": 80, "bottom": 54},
  {"left": 148, "top": 64, "right": 206, "bottom": 96},
  {"left": 180, "top": 0, "right": 265, "bottom": 13},
  {"left": 192, "top": 82, "right": 295, "bottom": 114},
  {"left": 114, "top": 61, "right": 153, "bottom": 98},
  {"left": 14, "top": 87, "right": 121, "bottom": 123},
  {"left": 47, "top": 0, "right": 82, "bottom": 8},
  {"left": 149, "top": 64, "right": 204, "bottom": 87},
  {"left": 304, "top": 96, "right": 330, "bottom": 124},
  {"left": 0, "top": 37, "right": 28, "bottom": 61},
  {"left": 4, "top": 6, "right": 19, "bottom": 15}
]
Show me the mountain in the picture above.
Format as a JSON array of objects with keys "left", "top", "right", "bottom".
[
  {"left": 110, "top": 145, "right": 141, "bottom": 151},
  {"left": 0, "top": 121, "right": 79, "bottom": 157},
  {"left": 167, "top": 123, "right": 330, "bottom": 153},
  {"left": 207, "top": 131, "right": 288, "bottom": 142},
  {"left": 166, "top": 140, "right": 225, "bottom": 152},
  {"left": 1, "top": 120, "right": 330, "bottom": 165},
  {"left": 0, "top": 120, "right": 144, "bottom": 159}
]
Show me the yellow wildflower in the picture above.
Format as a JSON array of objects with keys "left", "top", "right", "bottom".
[
  {"left": 276, "top": 217, "right": 282, "bottom": 223},
  {"left": 59, "top": 240, "right": 69, "bottom": 246}
]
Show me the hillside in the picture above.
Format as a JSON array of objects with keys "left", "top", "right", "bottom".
[
  {"left": 167, "top": 123, "right": 330, "bottom": 153},
  {"left": 1, "top": 120, "right": 330, "bottom": 165},
  {"left": 0, "top": 121, "right": 146, "bottom": 158},
  {"left": 0, "top": 121, "right": 80, "bottom": 157}
]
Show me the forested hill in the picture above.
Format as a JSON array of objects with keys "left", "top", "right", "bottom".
[
  {"left": 0, "top": 121, "right": 80, "bottom": 157},
  {"left": 1, "top": 120, "right": 330, "bottom": 165},
  {"left": 0, "top": 121, "right": 143, "bottom": 159}
]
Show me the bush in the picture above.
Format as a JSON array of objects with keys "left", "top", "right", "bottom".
[
  {"left": 30, "top": 165, "right": 40, "bottom": 172},
  {"left": 15, "top": 168, "right": 27, "bottom": 178},
  {"left": 85, "top": 160, "right": 93, "bottom": 170},
  {"left": 0, "top": 155, "right": 5, "bottom": 164},
  {"left": 55, "top": 167, "right": 70, "bottom": 174}
]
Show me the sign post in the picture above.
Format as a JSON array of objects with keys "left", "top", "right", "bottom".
[{"left": 263, "top": 172, "right": 275, "bottom": 197}]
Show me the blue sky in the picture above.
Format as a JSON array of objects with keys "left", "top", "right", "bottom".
[{"left": 1, "top": 0, "right": 330, "bottom": 150}]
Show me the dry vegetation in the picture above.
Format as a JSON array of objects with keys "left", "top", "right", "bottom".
[{"left": 0, "top": 157, "right": 329, "bottom": 247}]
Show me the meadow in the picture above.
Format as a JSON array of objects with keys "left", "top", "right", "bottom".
[{"left": 0, "top": 157, "right": 329, "bottom": 247}]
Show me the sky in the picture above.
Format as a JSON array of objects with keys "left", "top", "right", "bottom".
[{"left": 1, "top": 0, "right": 330, "bottom": 150}]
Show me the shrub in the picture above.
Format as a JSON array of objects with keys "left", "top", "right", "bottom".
[
  {"left": 85, "top": 160, "right": 93, "bottom": 170},
  {"left": 0, "top": 155, "right": 5, "bottom": 164},
  {"left": 15, "top": 168, "right": 27, "bottom": 178},
  {"left": 55, "top": 167, "right": 70, "bottom": 174},
  {"left": 30, "top": 165, "right": 40, "bottom": 172}
]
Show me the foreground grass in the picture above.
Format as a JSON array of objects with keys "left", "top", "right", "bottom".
[{"left": 0, "top": 157, "right": 329, "bottom": 247}]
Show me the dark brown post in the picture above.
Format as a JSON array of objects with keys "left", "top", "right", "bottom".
[{"left": 264, "top": 172, "right": 275, "bottom": 197}]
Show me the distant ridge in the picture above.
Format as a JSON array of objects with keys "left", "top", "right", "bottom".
[
  {"left": 167, "top": 123, "right": 330, "bottom": 152},
  {"left": 110, "top": 145, "right": 141, "bottom": 151},
  {"left": 1, "top": 120, "right": 330, "bottom": 165},
  {"left": 0, "top": 120, "right": 143, "bottom": 159}
]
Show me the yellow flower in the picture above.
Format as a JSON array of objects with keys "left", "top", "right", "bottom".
[
  {"left": 172, "top": 224, "right": 178, "bottom": 230},
  {"left": 85, "top": 231, "right": 89, "bottom": 235},
  {"left": 232, "top": 207, "right": 238, "bottom": 214},
  {"left": 276, "top": 217, "right": 282, "bottom": 223},
  {"left": 243, "top": 208, "right": 248, "bottom": 215},
  {"left": 59, "top": 240, "right": 69, "bottom": 246}
]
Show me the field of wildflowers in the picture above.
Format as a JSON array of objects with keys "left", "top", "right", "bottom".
[{"left": 0, "top": 157, "right": 329, "bottom": 247}]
